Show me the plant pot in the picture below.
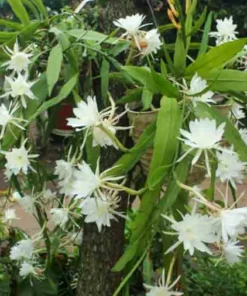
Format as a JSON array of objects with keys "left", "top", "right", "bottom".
[
  {"left": 52, "top": 103, "right": 74, "bottom": 137},
  {"left": 128, "top": 109, "right": 158, "bottom": 175}
]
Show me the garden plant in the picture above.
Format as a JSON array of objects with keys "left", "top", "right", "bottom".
[{"left": 0, "top": 0, "right": 247, "bottom": 295}]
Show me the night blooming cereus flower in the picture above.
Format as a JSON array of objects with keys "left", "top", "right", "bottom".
[
  {"left": 2, "top": 208, "right": 19, "bottom": 225},
  {"left": 210, "top": 16, "right": 238, "bottom": 45},
  {"left": 138, "top": 29, "right": 162, "bottom": 56},
  {"left": 1, "top": 74, "right": 36, "bottom": 108},
  {"left": 230, "top": 102, "right": 245, "bottom": 121},
  {"left": 186, "top": 73, "right": 214, "bottom": 106},
  {"left": 162, "top": 212, "right": 216, "bottom": 255},
  {"left": 2, "top": 41, "right": 33, "bottom": 73},
  {"left": 178, "top": 118, "right": 225, "bottom": 175},
  {"left": 81, "top": 193, "right": 125, "bottom": 232},
  {"left": 50, "top": 208, "right": 69, "bottom": 229},
  {"left": 13, "top": 192, "right": 35, "bottom": 213},
  {"left": 144, "top": 269, "right": 183, "bottom": 296},
  {"left": 67, "top": 95, "right": 128, "bottom": 149},
  {"left": 19, "top": 262, "right": 37, "bottom": 278},
  {"left": 113, "top": 14, "right": 146, "bottom": 39},
  {"left": 1, "top": 139, "right": 39, "bottom": 176},
  {"left": 216, "top": 148, "right": 246, "bottom": 188},
  {"left": 10, "top": 239, "right": 33, "bottom": 261},
  {"left": 72, "top": 160, "right": 123, "bottom": 199},
  {"left": 222, "top": 240, "right": 244, "bottom": 265},
  {"left": 0, "top": 103, "right": 26, "bottom": 139}
]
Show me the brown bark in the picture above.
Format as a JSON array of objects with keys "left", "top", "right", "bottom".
[{"left": 76, "top": 1, "right": 136, "bottom": 295}]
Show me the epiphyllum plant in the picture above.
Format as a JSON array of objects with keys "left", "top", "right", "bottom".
[{"left": 0, "top": 0, "right": 247, "bottom": 295}]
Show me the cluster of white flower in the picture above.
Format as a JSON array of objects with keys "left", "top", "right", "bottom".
[
  {"left": 53, "top": 154, "right": 126, "bottom": 232},
  {"left": 163, "top": 189, "right": 247, "bottom": 265},
  {"left": 113, "top": 14, "right": 162, "bottom": 56}
]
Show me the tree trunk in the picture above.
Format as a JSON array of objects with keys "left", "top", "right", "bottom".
[{"left": 76, "top": 1, "right": 136, "bottom": 295}]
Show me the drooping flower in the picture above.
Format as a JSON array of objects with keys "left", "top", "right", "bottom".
[
  {"left": 178, "top": 118, "right": 226, "bottom": 175},
  {"left": 10, "top": 239, "right": 33, "bottom": 261},
  {"left": 230, "top": 102, "right": 245, "bottom": 120},
  {"left": 219, "top": 207, "right": 247, "bottom": 242},
  {"left": 19, "top": 262, "right": 37, "bottom": 278},
  {"left": 216, "top": 148, "right": 246, "bottom": 188},
  {"left": 1, "top": 139, "right": 39, "bottom": 176},
  {"left": 2, "top": 41, "right": 33, "bottom": 73},
  {"left": 138, "top": 29, "right": 162, "bottom": 56},
  {"left": 144, "top": 269, "right": 183, "bottom": 296},
  {"left": 67, "top": 96, "right": 128, "bottom": 149},
  {"left": 2, "top": 208, "right": 19, "bottom": 224},
  {"left": 162, "top": 213, "right": 217, "bottom": 255},
  {"left": 50, "top": 208, "right": 69, "bottom": 229},
  {"left": 72, "top": 160, "right": 123, "bottom": 199},
  {"left": 1, "top": 74, "right": 37, "bottom": 108},
  {"left": 113, "top": 14, "right": 146, "bottom": 38},
  {"left": 80, "top": 193, "right": 124, "bottom": 232},
  {"left": 0, "top": 103, "right": 26, "bottom": 139},
  {"left": 186, "top": 73, "right": 214, "bottom": 106},
  {"left": 222, "top": 240, "right": 244, "bottom": 265},
  {"left": 13, "top": 192, "right": 35, "bottom": 213},
  {"left": 210, "top": 16, "right": 238, "bottom": 45}
]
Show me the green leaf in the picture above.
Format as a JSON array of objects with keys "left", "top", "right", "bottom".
[
  {"left": 47, "top": 44, "right": 63, "bottom": 96},
  {"left": 31, "top": 0, "right": 48, "bottom": 18},
  {"left": 141, "top": 88, "right": 153, "bottom": 110},
  {"left": 202, "top": 69, "right": 247, "bottom": 92},
  {"left": 7, "top": 0, "right": 30, "bottom": 25},
  {"left": 19, "top": 21, "right": 41, "bottom": 42},
  {"left": 100, "top": 59, "right": 110, "bottom": 105},
  {"left": 116, "top": 88, "right": 142, "bottom": 105},
  {"left": 28, "top": 74, "right": 78, "bottom": 123},
  {"left": 114, "top": 98, "right": 182, "bottom": 271},
  {"left": 185, "top": 38, "right": 247, "bottom": 77},
  {"left": 122, "top": 66, "right": 179, "bottom": 97},
  {"left": 0, "top": 19, "right": 23, "bottom": 30},
  {"left": 67, "top": 29, "right": 116, "bottom": 44},
  {"left": 0, "top": 32, "right": 18, "bottom": 43},
  {"left": 174, "top": 31, "right": 186, "bottom": 77},
  {"left": 198, "top": 11, "right": 213, "bottom": 57},
  {"left": 194, "top": 102, "right": 247, "bottom": 161},
  {"left": 188, "top": 7, "right": 207, "bottom": 37}
]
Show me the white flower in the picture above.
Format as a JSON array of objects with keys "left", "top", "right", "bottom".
[
  {"left": 10, "top": 239, "right": 33, "bottom": 261},
  {"left": 13, "top": 192, "right": 35, "bottom": 213},
  {"left": 144, "top": 269, "right": 183, "bottom": 296},
  {"left": 230, "top": 103, "right": 245, "bottom": 120},
  {"left": 1, "top": 139, "right": 38, "bottom": 176},
  {"left": 70, "top": 231, "right": 83, "bottom": 245},
  {"left": 81, "top": 196, "right": 121, "bottom": 232},
  {"left": 67, "top": 96, "right": 127, "bottom": 149},
  {"left": 19, "top": 262, "right": 36, "bottom": 278},
  {"left": 239, "top": 128, "right": 247, "bottom": 144},
  {"left": 139, "top": 29, "right": 162, "bottom": 56},
  {"left": 50, "top": 208, "right": 69, "bottom": 228},
  {"left": 178, "top": 118, "right": 225, "bottom": 175},
  {"left": 67, "top": 96, "right": 100, "bottom": 131},
  {"left": 163, "top": 213, "right": 217, "bottom": 255},
  {"left": 1, "top": 74, "right": 36, "bottom": 108},
  {"left": 219, "top": 207, "right": 247, "bottom": 242},
  {"left": 72, "top": 160, "right": 123, "bottom": 199},
  {"left": 216, "top": 149, "right": 246, "bottom": 188},
  {"left": 2, "top": 208, "right": 19, "bottom": 224},
  {"left": 3, "top": 41, "right": 33, "bottom": 73},
  {"left": 210, "top": 16, "right": 238, "bottom": 45},
  {"left": 0, "top": 103, "right": 26, "bottom": 138},
  {"left": 186, "top": 74, "right": 214, "bottom": 106},
  {"left": 113, "top": 14, "right": 146, "bottom": 37},
  {"left": 222, "top": 240, "right": 244, "bottom": 265}
]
